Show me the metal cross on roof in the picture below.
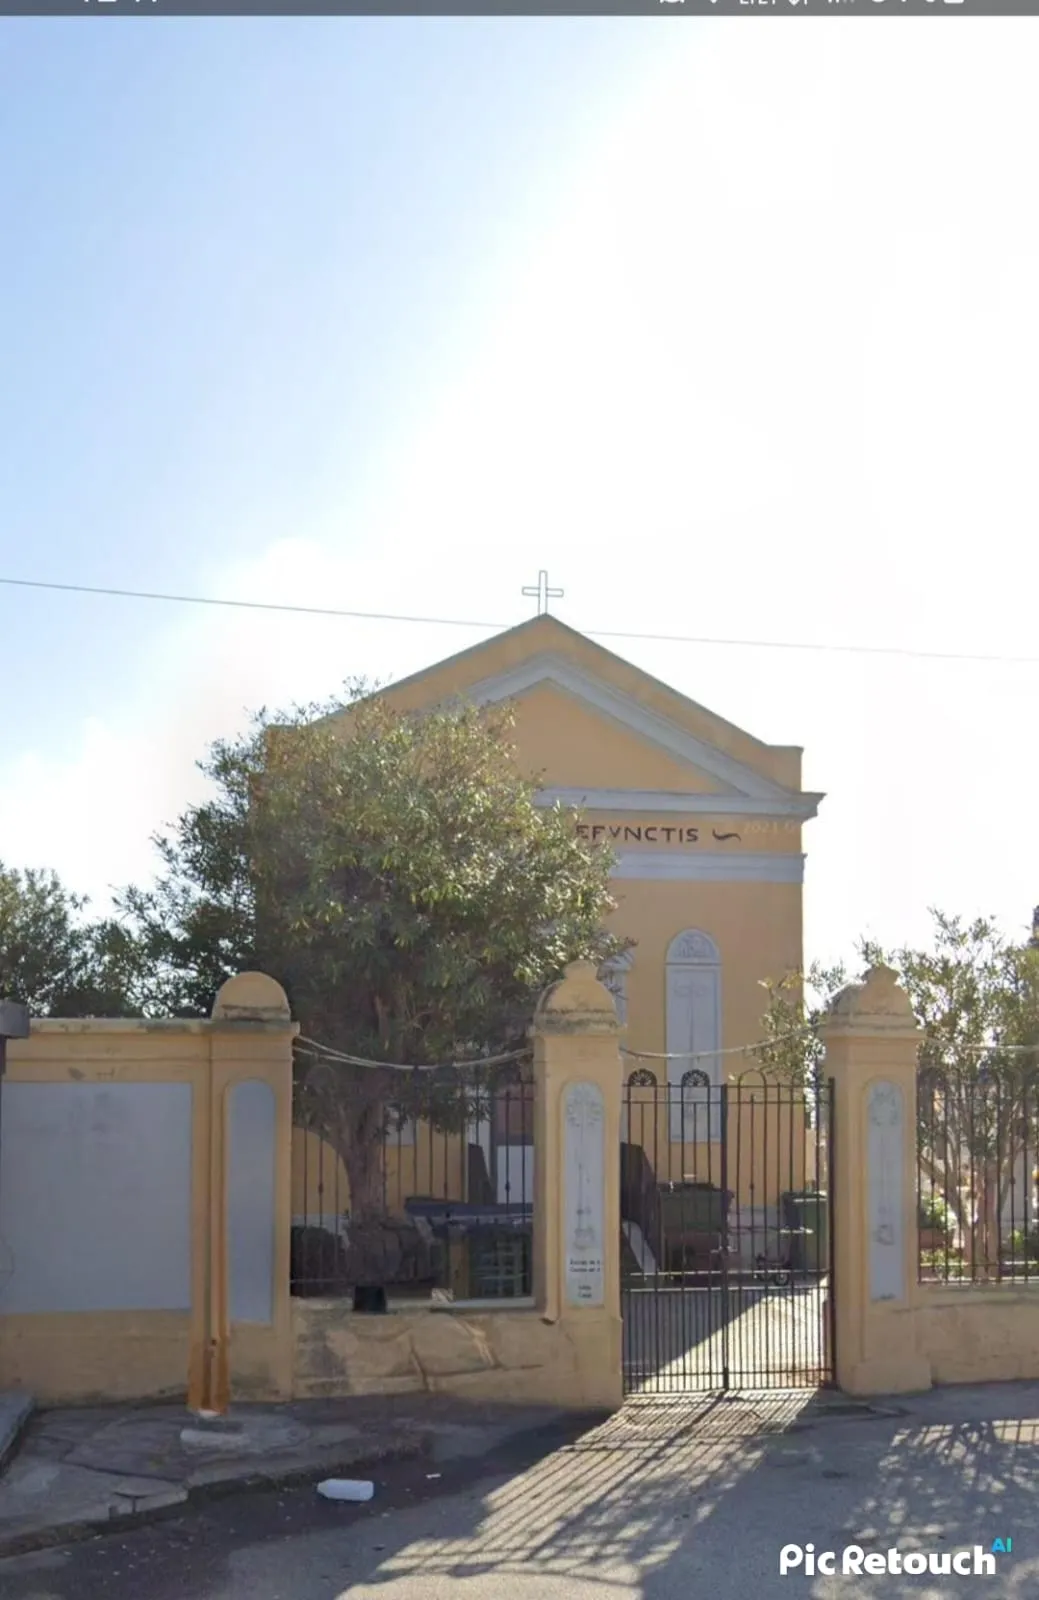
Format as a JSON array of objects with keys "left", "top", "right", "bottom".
[{"left": 521, "top": 570, "right": 564, "bottom": 616}]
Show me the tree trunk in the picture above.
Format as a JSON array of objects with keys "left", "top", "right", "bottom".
[
  {"left": 323, "top": 1077, "right": 400, "bottom": 1288},
  {"left": 337, "top": 1109, "right": 385, "bottom": 1218},
  {"left": 972, "top": 1161, "right": 1001, "bottom": 1282}
]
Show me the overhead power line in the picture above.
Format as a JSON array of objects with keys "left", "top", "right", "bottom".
[
  {"left": 295, "top": 1027, "right": 1039, "bottom": 1077},
  {"left": 295, "top": 1036, "right": 531, "bottom": 1072},
  {"left": 295, "top": 1026, "right": 815, "bottom": 1072},
  {"left": 1, "top": 572, "right": 1037, "bottom": 667}
]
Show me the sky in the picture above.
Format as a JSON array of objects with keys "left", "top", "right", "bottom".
[{"left": 1, "top": 17, "right": 1038, "bottom": 976}]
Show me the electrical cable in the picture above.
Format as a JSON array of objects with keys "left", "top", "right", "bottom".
[{"left": 1, "top": 573, "right": 1036, "bottom": 667}]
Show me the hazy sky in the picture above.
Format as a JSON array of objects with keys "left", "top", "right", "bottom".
[{"left": 1, "top": 19, "right": 1037, "bottom": 973}]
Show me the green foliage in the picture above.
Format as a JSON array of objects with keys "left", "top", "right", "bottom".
[
  {"left": 258, "top": 689, "right": 624, "bottom": 1061},
  {"left": 0, "top": 863, "right": 140, "bottom": 1017},
  {"left": 876, "top": 914, "right": 1039, "bottom": 1240},
  {"left": 119, "top": 682, "right": 627, "bottom": 1221},
  {"left": 756, "top": 960, "right": 849, "bottom": 1088},
  {"left": 760, "top": 910, "right": 1039, "bottom": 1267},
  {"left": 760, "top": 910, "right": 1039, "bottom": 1097},
  {"left": 882, "top": 912, "right": 1039, "bottom": 1094},
  {"left": 122, "top": 682, "right": 624, "bottom": 1037},
  {"left": 919, "top": 1246, "right": 966, "bottom": 1280},
  {"left": 918, "top": 1193, "right": 953, "bottom": 1236},
  {"left": 116, "top": 732, "right": 259, "bottom": 1018},
  {"left": 1006, "top": 1227, "right": 1039, "bottom": 1263}
]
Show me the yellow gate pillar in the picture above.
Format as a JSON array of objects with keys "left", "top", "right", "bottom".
[
  {"left": 531, "top": 960, "right": 624, "bottom": 1411},
  {"left": 821, "top": 965, "right": 931, "bottom": 1396},
  {"left": 187, "top": 973, "right": 296, "bottom": 1414}
]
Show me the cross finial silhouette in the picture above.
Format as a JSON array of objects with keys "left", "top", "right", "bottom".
[{"left": 521, "top": 570, "right": 564, "bottom": 616}]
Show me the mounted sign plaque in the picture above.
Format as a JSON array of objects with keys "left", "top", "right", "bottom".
[
  {"left": 868, "top": 1079, "right": 905, "bottom": 1303},
  {"left": 563, "top": 1081, "right": 606, "bottom": 1308}
]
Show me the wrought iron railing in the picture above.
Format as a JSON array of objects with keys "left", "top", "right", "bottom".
[
  {"left": 290, "top": 1062, "right": 535, "bottom": 1303},
  {"left": 917, "top": 1068, "right": 1039, "bottom": 1285},
  {"left": 619, "top": 1069, "right": 833, "bottom": 1393}
]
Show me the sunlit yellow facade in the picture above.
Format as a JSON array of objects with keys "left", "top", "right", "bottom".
[{"left": 301, "top": 615, "right": 823, "bottom": 1228}]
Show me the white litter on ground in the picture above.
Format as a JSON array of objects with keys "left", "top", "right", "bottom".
[{"left": 317, "top": 1478, "right": 375, "bottom": 1502}]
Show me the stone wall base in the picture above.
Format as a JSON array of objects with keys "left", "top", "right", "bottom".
[{"left": 292, "top": 1300, "right": 623, "bottom": 1411}]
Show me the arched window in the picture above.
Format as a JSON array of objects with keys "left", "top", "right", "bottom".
[
  {"left": 666, "top": 930, "right": 722, "bottom": 1141},
  {"left": 599, "top": 949, "right": 634, "bottom": 1028}
]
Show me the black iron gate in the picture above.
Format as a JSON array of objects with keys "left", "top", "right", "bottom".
[{"left": 621, "top": 1071, "right": 835, "bottom": 1394}]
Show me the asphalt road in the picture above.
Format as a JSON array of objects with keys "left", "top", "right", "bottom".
[
  {"left": 0, "top": 1419, "right": 590, "bottom": 1600},
  {"left": 4, "top": 1385, "right": 1039, "bottom": 1600}
]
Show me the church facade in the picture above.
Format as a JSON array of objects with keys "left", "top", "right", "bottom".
[
  {"left": 373, "top": 612, "right": 823, "bottom": 1090},
  {"left": 290, "top": 612, "right": 825, "bottom": 1296}
]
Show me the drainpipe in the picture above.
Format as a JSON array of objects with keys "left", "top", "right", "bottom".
[{"left": 0, "top": 1001, "right": 31, "bottom": 1311}]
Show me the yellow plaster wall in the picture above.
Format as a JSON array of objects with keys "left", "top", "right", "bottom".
[
  {"left": 613, "top": 879, "right": 805, "bottom": 1205},
  {"left": 292, "top": 1127, "right": 350, "bottom": 1213},
  {"left": 375, "top": 615, "right": 803, "bottom": 791},
  {"left": 322, "top": 623, "right": 819, "bottom": 1333},
  {"left": 916, "top": 1288, "right": 1039, "bottom": 1386},
  {"left": 290, "top": 971, "right": 611, "bottom": 1408},
  {"left": 386, "top": 1138, "right": 466, "bottom": 1204},
  {"left": 819, "top": 969, "right": 1039, "bottom": 1398},
  {"left": 291, "top": 1125, "right": 469, "bottom": 1217},
  {"left": 623, "top": 1095, "right": 808, "bottom": 1203},
  {"left": 610, "top": 879, "right": 802, "bottom": 1057},
  {"left": 0, "top": 1026, "right": 208, "bottom": 1405},
  {"left": 337, "top": 623, "right": 814, "bottom": 1213},
  {"left": 504, "top": 685, "right": 729, "bottom": 792},
  {"left": 0, "top": 978, "right": 297, "bottom": 1408},
  {"left": 0, "top": 1312, "right": 192, "bottom": 1404}
]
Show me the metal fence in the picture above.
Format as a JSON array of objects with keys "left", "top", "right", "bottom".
[
  {"left": 621, "top": 1070, "right": 833, "bottom": 1393},
  {"left": 917, "top": 1069, "right": 1039, "bottom": 1284},
  {"left": 291, "top": 1062, "right": 535, "bottom": 1304}
]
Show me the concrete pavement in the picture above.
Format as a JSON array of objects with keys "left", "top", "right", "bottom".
[
  {"left": 3, "top": 1383, "right": 1039, "bottom": 1598},
  {"left": 0, "top": 1393, "right": 586, "bottom": 1559}
]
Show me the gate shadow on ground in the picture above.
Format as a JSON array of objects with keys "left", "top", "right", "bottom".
[
  {"left": 333, "top": 1390, "right": 1039, "bottom": 1599},
  {"left": 6, "top": 1390, "right": 1039, "bottom": 1600},
  {"left": 623, "top": 1279, "right": 829, "bottom": 1392}
]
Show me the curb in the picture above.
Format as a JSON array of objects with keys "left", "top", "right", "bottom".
[
  {"left": 0, "top": 1395, "right": 34, "bottom": 1476},
  {"left": 0, "top": 1407, "right": 609, "bottom": 1563},
  {"left": 0, "top": 1434, "right": 429, "bottom": 1562}
]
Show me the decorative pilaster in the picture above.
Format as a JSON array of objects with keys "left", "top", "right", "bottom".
[
  {"left": 822, "top": 966, "right": 931, "bottom": 1395},
  {"left": 530, "top": 961, "right": 624, "bottom": 1410},
  {"left": 188, "top": 973, "right": 296, "bottom": 1413}
]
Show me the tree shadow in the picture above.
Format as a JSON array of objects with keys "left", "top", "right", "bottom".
[
  {"left": 6, "top": 1390, "right": 1039, "bottom": 1600},
  {"left": 338, "top": 1390, "right": 1039, "bottom": 1599}
]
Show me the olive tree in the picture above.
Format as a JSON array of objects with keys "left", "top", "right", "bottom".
[{"left": 121, "top": 684, "right": 626, "bottom": 1280}]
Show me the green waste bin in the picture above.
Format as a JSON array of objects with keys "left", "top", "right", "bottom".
[
  {"left": 781, "top": 1191, "right": 829, "bottom": 1274},
  {"left": 658, "top": 1182, "right": 729, "bottom": 1273}
]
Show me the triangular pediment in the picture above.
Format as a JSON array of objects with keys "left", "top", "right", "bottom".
[
  {"left": 360, "top": 616, "right": 823, "bottom": 821},
  {"left": 486, "top": 677, "right": 736, "bottom": 795},
  {"left": 464, "top": 651, "right": 787, "bottom": 800}
]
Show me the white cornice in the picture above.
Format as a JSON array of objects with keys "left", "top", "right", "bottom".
[
  {"left": 463, "top": 654, "right": 794, "bottom": 802},
  {"left": 535, "top": 786, "right": 823, "bottom": 820},
  {"left": 611, "top": 851, "right": 805, "bottom": 884}
]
